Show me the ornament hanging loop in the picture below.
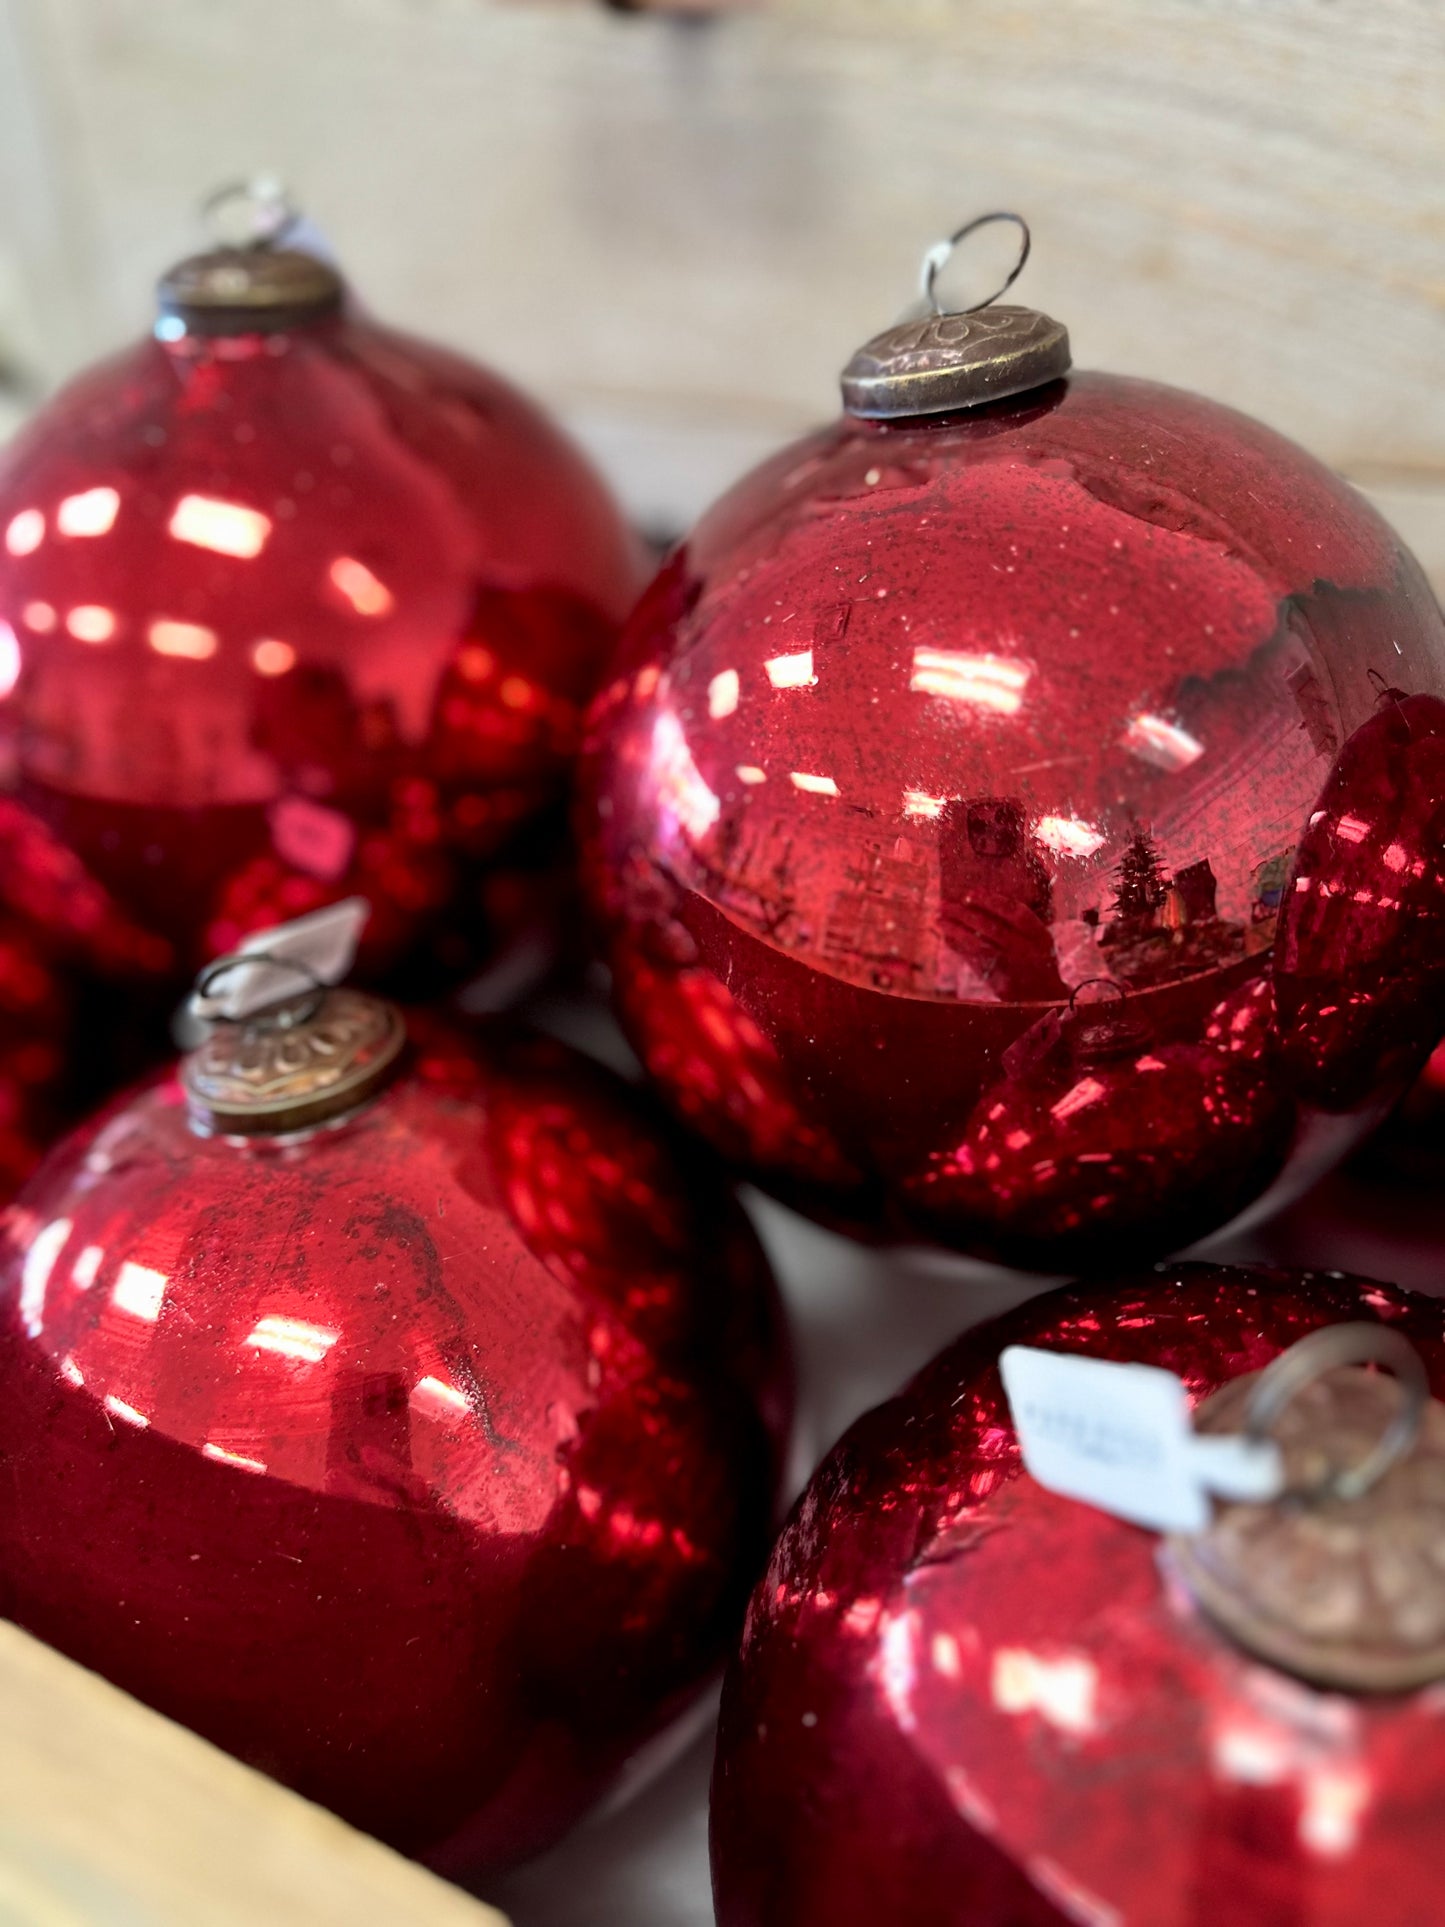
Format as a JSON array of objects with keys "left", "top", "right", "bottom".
[
  {"left": 1243, "top": 1323, "right": 1429, "bottom": 1503},
  {"left": 920, "top": 211, "right": 1032, "bottom": 317},
  {"left": 201, "top": 176, "right": 300, "bottom": 253}
]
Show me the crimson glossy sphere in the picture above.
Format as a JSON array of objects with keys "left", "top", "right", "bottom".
[
  {"left": 0, "top": 910, "right": 72, "bottom": 1201},
  {"left": 713, "top": 1263, "right": 1445, "bottom": 1927},
  {"left": 0, "top": 292, "right": 643, "bottom": 996},
  {"left": 0, "top": 1019, "right": 789, "bottom": 1871},
  {"left": 581, "top": 374, "right": 1445, "bottom": 1266}
]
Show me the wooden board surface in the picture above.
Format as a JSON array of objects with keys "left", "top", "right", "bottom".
[
  {"left": 0, "top": 0, "right": 1441, "bottom": 572},
  {"left": 0, "top": 1617, "right": 508, "bottom": 1926}
]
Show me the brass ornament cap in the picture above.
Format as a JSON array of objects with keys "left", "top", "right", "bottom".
[
  {"left": 156, "top": 246, "right": 344, "bottom": 337},
  {"left": 1166, "top": 1365, "right": 1445, "bottom": 1692},
  {"left": 181, "top": 988, "right": 406, "bottom": 1136},
  {"left": 840, "top": 304, "right": 1071, "bottom": 420}
]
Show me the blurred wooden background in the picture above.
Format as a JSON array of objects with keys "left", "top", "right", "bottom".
[{"left": 1, "top": 0, "right": 1442, "bottom": 573}]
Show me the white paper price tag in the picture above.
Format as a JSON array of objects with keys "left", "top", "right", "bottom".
[
  {"left": 187, "top": 897, "right": 371, "bottom": 1023},
  {"left": 999, "top": 1345, "right": 1284, "bottom": 1533}
]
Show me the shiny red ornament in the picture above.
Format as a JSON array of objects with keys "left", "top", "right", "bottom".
[
  {"left": 712, "top": 1262, "right": 1445, "bottom": 1927},
  {"left": 580, "top": 301, "right": 1445, "bottom": 1267},
  {"left": 0, "top": 1011, "right": 789, "bottom": 1872},
  {"left": 0, "top": 910, "right": 73, "bottom": 1201},
  {"left": 0, "top": 235, "right": 643, "bottom": 1001},
  {"left": 1275, "top": 690, "right": 1445, "bottom": 1111}
]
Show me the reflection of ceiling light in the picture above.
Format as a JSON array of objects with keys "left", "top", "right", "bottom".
[
  {"left": 72, "top": 1245, "right": 104, "bottom": 1289},
  {"left": 111, "top": 1261, "right": 168, "bottom": 1322},
  {"left": 735, "top": 765, "right": 767, "bottom": 785},
  {"left": 765, "top": 650, "right": 816, "bottom": 689},
  {"left": 708, "top": 668, "right": 740, "bottom": 719},
  {"left": 413, "top": 1374, "right": 470, "bottom": 1419},
  {"left": 1035, "top": 813, "right": 1106, "bottom": 859},
  {"left": 169, "top": 493, "right": 271, "bottom": 558},
  {"left": 149, "top": 619, "right": 217, "bottom": 661},
  {"left": 1050, "top": 1076, "right": 1106, "bottom": 1123},
  {"left": 902, "top": 789, "right": 947, "bottom": 820},
  {"left": 1334, "top": 815, "right": 1369, "bottom": 845},
  {"left": 104, "top": 1395, "right": 150, "bottom": 1428},
  {"left": 246, "top": 1313, "right": 339, "bottom": 1364},
  {"left": 0, "top": 622, "right": 19, "bottom": 699},
  {"left": 202, "top": 1443, "right": 268, "bottom": 1474},
  {"left": 20, "top": 1217, "right": 71, "bottom": 1337},
  {"left": 5, "top": 508, "right": 43, "bottom": 555},
  {"left": 251, "top": 638, "right": 296, "bottom": 677},
  {"left": 57, "top": 486, "right": 119, "bottom": 537},
  {"left": 66, "top": 605, "right": 116, "bottom": 643},
  {"left": 22, "top": 601, "right": 56, "bottom": 633},
  {"left": 790, "top": 771, "right": 839, "bottom": 796},
  {"left": 651, "top": 710, "right": 720, "bottom": 841},
  {"left": 1124, "top": 712, "right": 1204, "bottom": 772},
  {"left": 910, "top": 649, "right": 1030, "bottom": 714},
  {"left": 329, "top": 555, "right": 393, "bottom": 616}
]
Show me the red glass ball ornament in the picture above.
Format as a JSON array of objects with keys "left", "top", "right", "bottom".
[
  {"left": 580, "top": 286, "right": 1445, "bottom": 1268},
  {"left": 0, "top": 1006, "right": 789, "bottom": 1871},
  {"left": 712, "top": 1262, "right": 1445, "bottom": 1927},
  {"left": 0, "top": 236, "right": 643, "bottom": 999},
  {"left": 0, "top": 910, "right": 73, "bottom": 1201}
]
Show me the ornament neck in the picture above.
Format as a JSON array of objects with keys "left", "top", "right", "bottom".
[
  {"left": 155, "top": 246, "right": 345, "bottom": 342},
  {"left": 1167, "top": 1324, "right": 1445, "bottom": 1693},
  {"left": 180, "top": 941, "right": 405, "bottom": 1138},
  {"left": 840, "top": 212, "right": 1070, "bottom": 421}
]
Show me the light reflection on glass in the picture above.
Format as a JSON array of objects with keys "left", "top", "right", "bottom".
[
  {"left": 0, "top": 621, "right": 19, "bottom": 699},
  {"left": 764, "top": 650, "right": 816, "bottom": 690},
  {"left": 103, "top": 1394, "right": 149, "bottom": 1428},
  {"left": 148, "top": 619, "right": 219, "bottom": 661},
  {"left": 245, "top": 1313, "right": 339, "bottom": 1363},
  {"left": 329, "top": 555, "right": 394, "bottom": 617},
  {"left": 735, "top": 765, "right": 767, "bottom": 786},
  {"left": 650, "top": 710, "right": 720, "bottom": 841},
  {"left": 708, "top": 668, "right": 740, "bottom": 719},
  {"left": 111, "top": 1261, "right": 168, "bottom": 1322},
  {"left": 20, "top": 1217, "right": 71, "bottom": 1337},
  {"left": 59, "top": 1355, "right": 84, "bottom": 1387},
  {"left": 202, "top": 1442, "right": 268, "bottom": 1475},
  {"left": 71, "top": 1245, "right": 103, "bottom": 1289},
  {"left": 902, "top": 789, "right": 948, "bottom": 820},
  {"left": 251, "top": 637, "right": 296, "bottom": 677},
  {"left": 412, "top": 1374, "right": 470, "bottom": 1419},
  {"left": 22, "top": 601, "right": 56, "bottom": 633},
  {"left": 66, "top": 605, "right": 117, "bottom": 644},
  {"left": 169, "top": 494, "right": 271, "bottom": 559},
  {"left": 789, "top": 771, "right": 839, "bottom": 797},
  {"left": 56, "top": 486, "right": 120, "bottom": 538},
  {"left": 910, "top": 649, "right": 1030, "bottom": 714},
  {"left": 5, "top": 509, "right": 44, "bottom": 556},
  {"left": 990, "top": 1646, "right": 1098, "bottom": 1736},
  {"left": 1049, "top": 1076, "right": 1106, "bottom": 1123},
  {"left": 1123, "top": 712, "right": 1205, "bottom": 772},
  {"left": 1035, "top": 814, "right": 1106, "bottom": 859}
]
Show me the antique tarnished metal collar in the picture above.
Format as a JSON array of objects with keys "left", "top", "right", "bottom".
[
  {"left": 181, "top": 952, "right": 405, "bottom": 1136},
  {"left": 841, "top": 212, "right": 1071, "bottom": 420},
  {"left": 1167, "top": 1324, "right": 1445, "bottom": 1693},
  {"left": 156, "top": 179, "right": 343, "bottom": 338},
  {"left": 157, "top": 246, "right": 344, "bottom": 337}
]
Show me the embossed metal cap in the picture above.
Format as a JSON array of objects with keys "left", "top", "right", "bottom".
[
  {"left": 182, "top": 986, "right": 406, "bottom": 1135},
  {"left": 1166, "top": 1325, "right": 1445, "bottom": 1692},
  {"left": 157, "top": 246, "right": 344, "bottom": 338},
  {"left": 841, "top": 213, "right": 1070, "bottom": 420},
  {"left": 156, "top": 178, "right": 344, "bottom": 338}
]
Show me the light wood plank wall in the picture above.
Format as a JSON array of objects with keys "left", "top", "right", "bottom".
[
  {"left": 0, "top": 1617, "right": 508, "bottom": 1925},
  {"left": 1, "top": 0, "right": 1442, "bottom": 582}
]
